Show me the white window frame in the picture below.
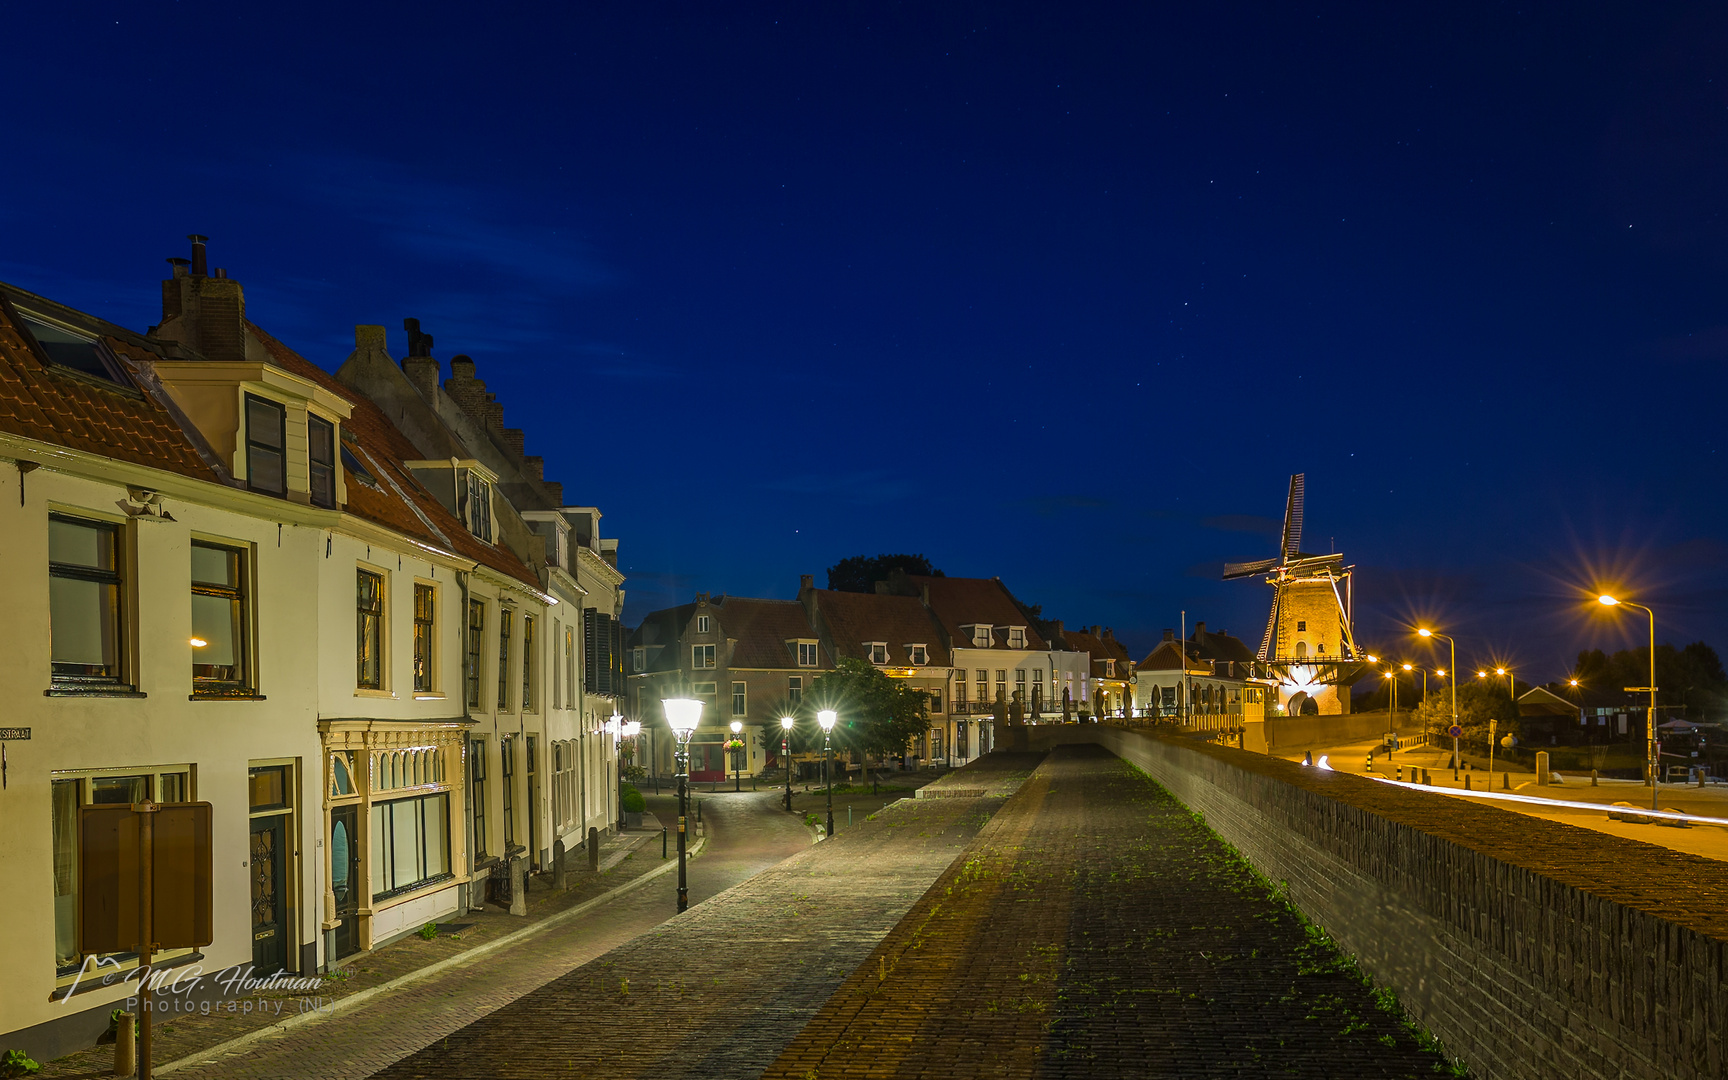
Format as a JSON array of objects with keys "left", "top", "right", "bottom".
[{"left": 692, "top": 644, "right": 716, "bottom": 669}]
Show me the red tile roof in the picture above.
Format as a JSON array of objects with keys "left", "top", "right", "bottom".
[
  {"left": 905, "top": 575, "right": 1049, "bottom": 651},
  {"left": 247, "top": 323, "right": 540, "bottom": 590},
  {"left": 710, "top": 596, "right": 827, "bottom": 669},
  {"left": 811, "top": 589, "right": 951, "bottom": 667},
  {"left": 0, "top": 291, "right": 220, "bottom": 482}
]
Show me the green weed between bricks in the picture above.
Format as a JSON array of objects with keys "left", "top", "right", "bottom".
[{"left": 1123, "top": 761, "right": 1472, "bottom": 1078}]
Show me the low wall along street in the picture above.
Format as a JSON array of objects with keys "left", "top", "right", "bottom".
[{"left": 1010, "top": 725, "right": 1728, "bottom": 1080}]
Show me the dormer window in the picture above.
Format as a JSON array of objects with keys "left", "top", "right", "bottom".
[
  {"left": 909, "top": 644, "right": 928, "bottom": 665},
  {"left": 868, "top": 642, "right": 888, "bottom": 665},
  {"left": 795, "top": 641, "right": 818, "bottom": 667},
  {"left": 1104, "top": 659, "right": 1115, "bottom": 677},
  {"left": 1007, "top": 627, "right": 1025, "bottom": 648},
  {"left": 308, "top": 415, "right": 336, "bottom": 508},
  {"left": 467, "top": 472, "right": 492, "bottom": 542},
  {"left": 244, "top": 394, "right": 287, "bottom": 497},
  {"left": 969, "top": 625, "right": 992, "bottom": 647}
]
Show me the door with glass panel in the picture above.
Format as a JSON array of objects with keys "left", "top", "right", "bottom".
[
  {"left": 329, "top": 805, "right": 361, "bottom": 958},
  {"left": 249, "top": 815, "right": 286, "bottom": 972}
]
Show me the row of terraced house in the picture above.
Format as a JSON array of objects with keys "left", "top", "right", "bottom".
[
  {"left": 0, "top": 240, "right": 630, "bottom": 1059},
  {"left": 624, "top": 571, "right": 1277, "bottom": 780}
]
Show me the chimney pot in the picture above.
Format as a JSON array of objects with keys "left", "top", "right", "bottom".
[
  {"left": 1162, "top": 629, "right": 1175, "bottom": 641},
  {"left": 187, "top": 234, "right": 208, "bottom": 277},
  {"left": 166, "top": 257, "right": 191, "bottom": 279},
  {"left": 800, "top": 574, "right": 814, "bottom": 591},
  {"left": 213, "top": 268, "right": 227, "bottom": 279}
]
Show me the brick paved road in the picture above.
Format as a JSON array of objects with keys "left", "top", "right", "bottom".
[
  {"left": 764, "top": 744, "right": 1462, "bottom": 1079},
  {"left": 369, "top": 753, "right": 1045, "bottom": 1080},
  {"left": 158, "top": 790, "right": 811, "bottom": 1080}
]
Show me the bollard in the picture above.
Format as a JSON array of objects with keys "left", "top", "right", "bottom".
[
  {"left": 114, "top": 1011, "right": 136, "bottom": 1077},
  {"left": 1465, "top": 774, "right": 1471, "bottom": 790},
  {"left": 662, "top": 826, "right": 668, "bottom": 859},
  {"left": 848, "top": 805, "right": 853, "bottom": 826},
  {"left": 588, "top": 826, "right": 600, "bottom": 872},
  {"left": 1592, "top": 769, "right": 1599, "bottom": 787},
  {"left": 697, "top": 800, "right": 703, "bottom": 824},
  {"left": 552, "top": 839, "right": 566, "bottom": 890},
  {"left": 1396, "top": 765, "right": 1403, "bottom": 782},
  {"left": 1424, "top": 770, "right": 1433, "bottom": 785},
  {"left": 1502, "top": 772, "right": 1510, "bottom": 789},
  {"left": 1700, "top": 770, "right": 1707, "bottom": 789}
]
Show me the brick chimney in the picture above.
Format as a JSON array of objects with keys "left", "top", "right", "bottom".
[
  {"left": 400, "top": 318, "right": 440, "bottom": 402},
  {"left": 1162, "top": 629, "right": 1175, "bottom": 642},
  {"left": 522, "top": 455, "right": 544, "bottom": 482},
  {"left": 155, "top": 235, "right": 247, "bottom": 362}
]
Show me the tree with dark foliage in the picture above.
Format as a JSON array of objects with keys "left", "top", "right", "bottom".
[
  {"left": 825, "top": 553, "right": 944, "bottom": 593},
  {"left": 1573, "top": 641, "right": 1727, "bottom": 720}
]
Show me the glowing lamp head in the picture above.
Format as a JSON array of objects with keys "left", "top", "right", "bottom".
[
  {"left": 189, "top": 637, "right": 208, "bottom": 648},
  {"left": 1383, "top": 671, "right": 1393, "bottom": 680},
  {"left": 1568, "top": 678, "right": 1579, "bottom": 687},
  {"left": 1477, "top": 670, "right": 1488, "bottom": 679},
  {"left": 817, "top": 709, "right": 837, "bottom": 732},
  {"left": 1496, "top": 667, "right": 1506, "bottom": 676},
  {"left": 780, "top": 716, "right": 795, "bottom": 731},
  {"left": 1365, "top": 654, "right": 1379, "bottom": 663},
  {"left": 730, "top": 720, "right": 743, "bottom": 734},
  {"left": 622, "top": 720, "right": 642, "bottom": 737},
  {"left": 662, "top": 697, "right": 703, "bottom": 737},
  {"left": 1598, "top": 594, "right": 1620, "bottom": 606},
  {"left": 1417, "top": 628, "right": 1433, "bottom": 638},
  {"left": 1436, "top": 669, "right": 1446, "bottom": 677},
  {"left": 1401, "top": 663, "right": 1412, "bottom": 672}
]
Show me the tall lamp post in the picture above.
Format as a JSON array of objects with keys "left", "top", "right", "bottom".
[
  {"left": 1599, "top": 595, "right": 1659, "bottom": 811},
  {"left": 662, "top": 697, "right": 703, "bottom": 912},
  {"left": 729, "top": 719, "right": 744, "bottom": 792},
  {"left": 613, "top": 716, "right": 640, "bottom": 826},
  {"left": 1418, "top": 628, "right": 1458, "bottom": 777},
  {"left": 780, "top": 716, "right": 795, "bottom": 811},
  {"left": 818, "top": 708, "right": 837, "bottom": 837}
]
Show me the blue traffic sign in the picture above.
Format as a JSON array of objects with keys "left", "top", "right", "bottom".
[{"left": 1448, "top": 725, "right": 1463, "bottom": 738}]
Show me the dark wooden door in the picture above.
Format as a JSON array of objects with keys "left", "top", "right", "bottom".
[
  {"left": 329, "top": 805, "right": 361, "bottom": 958},
  {"left": 249, "top": 815, "right": 287, "bottom": 973}
]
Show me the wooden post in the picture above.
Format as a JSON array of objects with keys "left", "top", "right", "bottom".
[{"left": 137, "top": 804, "right": 154, "bottom": 1080}]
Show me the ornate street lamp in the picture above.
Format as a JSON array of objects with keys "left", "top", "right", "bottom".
[
  {"left": 1599, "top": 594, "right": 1659, "bottom": 811},
  {"left": 818, "top": 709, "right": 838, "bottom": 837},
  {"left": 780, "top": 716, "right": 795, "bottom": 812},
  {"left": 662, "top": 697, "right": 703, "bottom": 912},
  {"left": 729, "top": 719, "right": 744, "bottom": 792}
]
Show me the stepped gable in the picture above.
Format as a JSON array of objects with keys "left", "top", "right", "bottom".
[
  {"left": 711, "top": 596, "right": 828, "bottom": 669},
  {"left": 905, "top": 574, "right": 1049, "bottom": 650},
  {"left": 811, "top": 588, "right": 950, "bottom": 665},
  {"left": 0, "top": 286, "right": 218, "bottom": 482},
  {"left": 246, "top": 322, "right": 539, "bottom": 590}
]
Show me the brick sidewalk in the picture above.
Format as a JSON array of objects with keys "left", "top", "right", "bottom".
[
  {"left": 368, "top": 753, "right": 1042, "bottom": 1080},
  {"left": 39, "top": 820, "right": 671, "bottom": 1079},
  {"left": 763, "top": 744, "right": 1463, "bottom": 1079}
]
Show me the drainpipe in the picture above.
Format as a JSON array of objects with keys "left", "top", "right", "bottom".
[{"left": 457, "top": 567, "right": 477, "bottom": 914}]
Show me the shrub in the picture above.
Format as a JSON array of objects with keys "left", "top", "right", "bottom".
[
  {"left": 417, "top": 922, "right": 438, "bottom": 940},
  {"left": 1, "top": 1049, "right": 41, "bottom": 1078},
  {"left": 621, "top": 783, "right": 647, "bottom": 814}
]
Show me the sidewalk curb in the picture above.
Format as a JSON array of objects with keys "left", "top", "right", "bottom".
[{"left": 155, "top": 828, "right": 708, "bottom": 1075}]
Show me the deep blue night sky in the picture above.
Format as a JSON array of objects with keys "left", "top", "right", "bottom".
[{"left": 5, "top": 2, "right": 1726, "bottom": 680}]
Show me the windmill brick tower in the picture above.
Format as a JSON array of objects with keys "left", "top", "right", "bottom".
[{"left": 1222, "top": 474, "right": 1366, "bottom": 715}]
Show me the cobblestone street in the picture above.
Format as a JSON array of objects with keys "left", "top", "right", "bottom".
[
  {"left": 370, "top": 754, "right": 1042, "bottom": 1080},
  {"left": 764, "top": 744, "right": 1461, "bottom": 1079},
  {"left": 147, "top": 789, "right": 811, "bottom": 1080}
]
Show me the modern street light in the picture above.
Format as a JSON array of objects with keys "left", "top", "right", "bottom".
[
  {"left": 729, "top": 719, "right": 744, "bottom": 792},
  {"left": 818, "top": 708, "right": 838, "bottom": 837},
  {"left": 1599, "top": 594, "right": 1660, "bottom": 811},
  {"left": 613, "top": 716, "right": 641, "bottom": 827},
  {"left": 662, "top": 697, "right": 703, "bottom": 912},
  {"left": 1418, "top": 628, "right": 1459, "bottom": 777},
  {"left": 780, "top": 716, "right": 795, "bottom": 812}
]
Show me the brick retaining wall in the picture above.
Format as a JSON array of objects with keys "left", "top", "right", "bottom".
[{"left": 1018, "top": 725, "right": 1728, "bottom": 1080}]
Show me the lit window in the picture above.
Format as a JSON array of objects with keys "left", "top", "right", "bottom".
[
  {"left": 692, "top": 644, "right": 716, "bottom": 669},
  {"left": 798, "top": 642, "right": 818, "bottom": 666},
  {"left": 732, "top": 681, "right": 747, "bottom": 716},
  {"left": 192, "top": 541, "right": 249, "bottom": 694},
  {"left": 49, "top": 515, "right": 125, "bottom": 687},
  {"left": 1296, "top": 620, "right": 1307, "bottom": 632},
  {"left": 370, "top": 792, "right": 451, "bottom": 899},
  {"left": 245, "top": 395, "right": 287, "bottom": 497},
  {"left": 308, "top": 415, "right": 337, "bottom": 508},
  {"left": 411, "top": 585, "right": 435, "bottom": 693},
  {"left": 356, "top": 570, "right": 384, "bottom": 689}
]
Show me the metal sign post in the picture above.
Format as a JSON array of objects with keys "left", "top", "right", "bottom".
[
  {"left": 1449, "top": 724, "right": 1463, "bottom": 778},
  {"left": 80, "top": 800, "right": 213, "bottom": 1080}
]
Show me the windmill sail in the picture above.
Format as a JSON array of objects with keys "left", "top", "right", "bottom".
[{"left": 1280, "top": 473, "right": 1305, "bottom": 560}]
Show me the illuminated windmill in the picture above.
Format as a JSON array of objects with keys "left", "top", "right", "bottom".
[{"left": 1222, "top": 474, "right": 1364, "bottom": 714}]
